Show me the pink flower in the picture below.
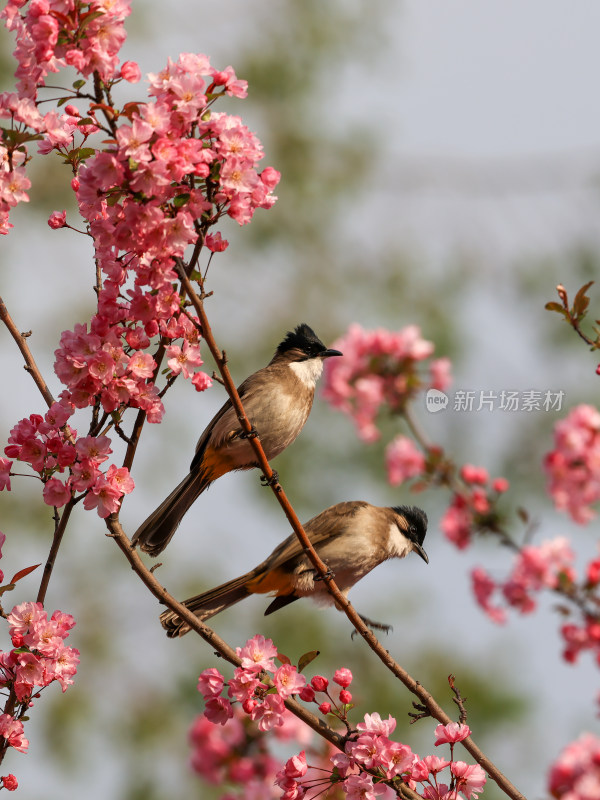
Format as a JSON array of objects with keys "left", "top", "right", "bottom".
[
  {"left": 331, "top": 752, "right": 354, "bottom": 778},
  {"left": 333, "top": 667, "right": 353, "bottom": 687},
  {"left": 318, "top": 702, "right": 331, "bottom": 715},
  {"left": 121, "top": 60, "right": 141, "bottom": 82},
  {"left": 343, "top": 772, "right": 383, "bottom": 800},
  {"left": 250, "top": 693, "right": 285, "bottom": 731},
  {"left": 274, "top": 664, "right": 306, "bottom": 698},
  {"left": 283, "top": 750, "right": 307, "bottom": 779},
  {"left": 43, "top": 477, "right": 72, "bottom": 508},
  {"left": 197, "top": 668, "right": 225, "bottom": 698},
  {"left": 0, "top": 715, "right": 28, "bottom": 753},
  {"left": 549, "top": 733, "right": 600, "bottom": 800},
  {"left": 237, "top": 635, "right": 278, "bottom": 674},
  {"left": 310, "top": 675, "right": 328, "bottom": 692},
  {"left": 544, "top": 404, "right": 600, "bottom": 523},
  {"left": 299, "top": 685, "right": 315, "bottom": 703},
  {"left": 192, "top": 371, "right": 213, "bottom": 392},
  {"left": 357, "top": 712, "right": 397, "bottom": 737},
  {"left": 1, "top": 775, "right": 18, "bottom": 791},
  {"left": 451, "top": 761, "right": 486, "bottom": 799},
  {"left": 83, "top": 474, "right": 122, "bottom": 517},
  {"left": 166, "top": 341, "right": 203, "bottom": 379},
  {"left": 227, "top": 666, "right": 261, "bottom": 702},
  {"left": 471, "top": 567, "right": 506, "bottom": 625},
  {"left": 205, "top": 232, "right": 228, "bottom": 252},
  {"left": 48, "top": 210, "right": 67, "bottom": 229},
  {"left": 385, "top": 435, "right": 426, "bottom": 486},
  {"left": 75, "top": 435, "right": 112, "bottom": 464},
  {"left": 460, "top": 465, "right": 489, "bottom": 486},
  {"left": 7, "top": 602, "right": 45, "bottom": 637},
  {"left": 378, "top": 740, "right": 415, "bottom": 779},
  {"left": 0, "top": 458, "right": 12, "bottom": 491},
  {"left": 434, "top": 722, "right": 471, "bottom": 746},
  {"left": 346, "top": 733, "right": 384, "bottom": 769},
  {"left": 440, "top": 494, "right": 474, "bottom": 550},
  {"left": 204, "top": 696, "right": 234, "bottom": 725},
  {"left": 429, "top": 357, "right": 452, "bottom": 391}
]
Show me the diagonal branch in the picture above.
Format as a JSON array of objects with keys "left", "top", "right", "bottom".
[{"left": 0, "top": 296, "right": 55, "bottom": 408}]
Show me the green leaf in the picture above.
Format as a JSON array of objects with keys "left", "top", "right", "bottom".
[
  {"left": 72, "top": 79, "right": 86, "bottom": 90},
  {"left": 172, "top": 193, "right": 190, "bottom": 208},
  {"left": 297, "top": 650, "right": 320, "bottom": 672}
]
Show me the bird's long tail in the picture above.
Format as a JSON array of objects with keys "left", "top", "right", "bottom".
[
  {"left": 160, "top": 572, "right": 255, "bottom": 637},
  {"left": 131, "top": 469, "right": 212, "bottom": 557}
]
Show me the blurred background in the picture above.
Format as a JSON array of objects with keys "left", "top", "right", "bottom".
[{"left": 1, "top": 1, "right": 600, "bottom": 797}]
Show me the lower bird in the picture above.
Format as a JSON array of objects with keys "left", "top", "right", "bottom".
[{"left": 160, "top": 501, "right": 428, "bottom": 637}]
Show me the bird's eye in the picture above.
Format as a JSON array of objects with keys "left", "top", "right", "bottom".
[{"left": 410, "top": 525, "right": 417, "bottom": 535}]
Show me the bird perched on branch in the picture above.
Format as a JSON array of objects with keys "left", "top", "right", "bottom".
[
  {"left": 132, "top": 324, "right": 342, "bottom": 556},
  {"left": 160, "top": 501, "right": 429, "bottom": 637}
]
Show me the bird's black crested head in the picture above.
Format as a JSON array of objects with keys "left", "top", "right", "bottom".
[
  {"left": 392, "top": 505, "right": 428, "bottom": 547},
  {"left": 275, "top": 324, "right": 343, "bottom": 362},
  {"left": 278, "top": 324, "right": 326, "bottom": 356}
]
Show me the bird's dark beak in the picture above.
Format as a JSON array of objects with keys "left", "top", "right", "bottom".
[
  {"left": 321, "top": 348, "right": 343, "bottom": 359},
  {"left": 412, "top": 542, "right": 429, "bottom": 564}
]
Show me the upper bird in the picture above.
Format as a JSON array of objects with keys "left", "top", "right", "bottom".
[
  {"left": 132, "top": 324, "right": 342, "bottom": 556},
  {"left": 160, "top": 501, "right": 429, "bottom": 637}
]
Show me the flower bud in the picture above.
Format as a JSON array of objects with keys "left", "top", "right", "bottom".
[{"left": 310, "top": 675, "right": 329, "bottom": 692}]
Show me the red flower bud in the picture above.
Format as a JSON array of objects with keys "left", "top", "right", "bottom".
[{"left": 310, "top": 675, "right": 329, "bottom": 692}]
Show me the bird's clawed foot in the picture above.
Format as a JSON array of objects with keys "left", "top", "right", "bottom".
[
  {"left": 314, "top": 568, "right": 335, "bottom": 582},
  {"left": 260, "top": 470, "right": 280, "bottom": 489},
  {"left": 351, "top": 614, "right": 393, "bottom": 639},
  {"left": 239, "top": 425, "right": 259, "bottom": 440}
]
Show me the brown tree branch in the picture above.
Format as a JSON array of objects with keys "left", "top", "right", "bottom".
[{"left": 0, "top": 296, "right": 55, "bottom": 408}]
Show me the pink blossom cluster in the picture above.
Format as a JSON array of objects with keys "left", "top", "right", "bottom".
[
  {"left": 548, "top": 733, "right": 600, "bottom": 800},
  {"left": 471, "top": 537, "right": 576, "bottom": 625},
  {"left": 440, "top": 465, "right": 509, "bottom": 550},
  {"left": 197, "top": 638, "right": 485, "bottom": 800},
  {"left": 190, "top": 706, "right": 313, "bottom": 798},
  {"left": 197, "top": 636, "right": 306, "bottom": 732},
  {"left": 323, "top": 324, "right": 451, "bottom": 442},
  {"left": 3, "top": 401, "right": 134, "bottom": 517},
  {"left": 0, "top": 601, "right": 80, "bottom": 756},
  {"left": 385, "top": 436, "right": 426, "bottom": 487},
  {"left": 5, "top": 601, "right": 79, "bottom": 697},
  {"left": 278, "top": 716, "right": 484, "bottom": 800},
  {"left": 55, "top": 54, "right": 276, "bottom": 418},
  {"left": 0, "top": 0, "right": 131, "bottom": 232},
  {"left": 544, "top": 404, "right": 600, "bottom": 524},
  {"left": 2, "top": 0, "right": 131, "bottom": 96},
  {"left": 0, "top": 92, "right": 88, "bottom": 234}
]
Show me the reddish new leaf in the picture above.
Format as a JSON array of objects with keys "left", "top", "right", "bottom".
[{"left": 10, "top": 563, "right": 41, "bottom": 585}]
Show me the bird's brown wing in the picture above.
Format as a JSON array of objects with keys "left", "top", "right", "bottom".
[
  {"left": 190, "top": 370, "right": 263, "bottom": 471},
  {"left": 260, "top": 501, "right": 370, "bottom": 573}
]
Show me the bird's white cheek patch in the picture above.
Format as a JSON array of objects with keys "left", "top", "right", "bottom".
[
  {"left": 387, "top": 523, "right": 412, "bottom": 558},
  {"left": 288, "top": 359, "right": 324, "bottom": 388}
]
